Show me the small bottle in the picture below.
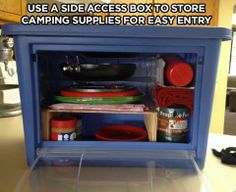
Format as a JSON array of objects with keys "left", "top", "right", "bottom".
[{"left": 50, "top": 117, "right": 77, "bottom": 141}]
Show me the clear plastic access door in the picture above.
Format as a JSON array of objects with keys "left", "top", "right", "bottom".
[{"left": 16, "top": 148, "right": 211, "bottom": 192}]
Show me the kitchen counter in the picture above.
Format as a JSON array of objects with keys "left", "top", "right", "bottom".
[
  {"left": 0, "top": 116, "right": 27, "bottom": 192},
  {"left": 204, "top": 134, "right": 236, "bottom": 192},
  {"left": 0, "top": 116, "right": 235, "bottom": 192}
]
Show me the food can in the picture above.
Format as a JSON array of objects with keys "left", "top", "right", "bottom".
[
  {"left": 157, "top": 106, "right": 189, "bottom": 143},
  {"left": 50, "top": 117, "right": 77, "bottom": 141}
]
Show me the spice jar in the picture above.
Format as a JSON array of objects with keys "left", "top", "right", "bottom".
[
  {"left": 157, "top": 106, "right": 189, "bottom": 143},
  {"left": 50, "top": 117, "right": 77, "bottom": 141}
]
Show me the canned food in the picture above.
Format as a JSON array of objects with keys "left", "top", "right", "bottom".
[
  {"left": 50, "top": 117, "right": 77, "bottom": 141},
  {"left": 157, "top": 106, "right": 189, "bottom": 143}
]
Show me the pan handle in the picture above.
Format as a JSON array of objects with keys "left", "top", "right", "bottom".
[{"left": 0, "top": 84, "right": 19, "bottom": 91}]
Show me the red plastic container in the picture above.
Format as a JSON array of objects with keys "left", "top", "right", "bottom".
[
  {"left": 163, "top": 55, "right": 194, "bottom": 87},
  {"left": 96, "top": 125, "right": 148, "bottom": 141}
]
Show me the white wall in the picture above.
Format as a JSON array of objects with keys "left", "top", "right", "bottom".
[
  {"left": 230, "top": 31, "right": 236, "bottom": 75},
  {"left": 210, "top": 0, "right": 235, "bottom": 133}
]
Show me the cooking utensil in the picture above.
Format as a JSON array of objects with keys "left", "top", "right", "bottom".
[
  {"left": 55, "top": 94, "right": 143, "bottom": 105},
  {"left": 61, "top": 63, "right": 136, "bottom": 80},
  {"left": 95, "top": 125, "right": 148, "bottom": 141}
]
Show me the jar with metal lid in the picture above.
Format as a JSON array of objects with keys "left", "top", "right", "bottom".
[
  {"left": 157, "top": 106, "right": 189, "bottom": 143},
  {"left": 50, "top": 117, "right": 77, "bottom": 141}
]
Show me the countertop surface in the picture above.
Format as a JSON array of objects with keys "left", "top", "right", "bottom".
[{"left": 0, "top": 116, "right": 235, "bottom": 192}]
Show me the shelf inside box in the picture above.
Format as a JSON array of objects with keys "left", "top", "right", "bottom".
[
  {"left": 41, "top": 108, "right": 158, "bottom": 142},
  {"left": 46, "top": 108, "right": 155, "bottom": 115},
  {"left": 41, "top": 107, "right": 193, "bottom": 145}
]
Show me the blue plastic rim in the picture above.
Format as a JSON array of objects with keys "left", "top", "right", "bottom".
[{"left": 2, "top": 24, "right": 232, "bottom": 40}]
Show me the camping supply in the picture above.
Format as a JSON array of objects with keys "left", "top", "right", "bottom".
[
  {"left": 157, "top": 106, "right": 189, "bottom": 143},
  {"left": 50, "top": 117, "right": 77, "bottom": 141}
]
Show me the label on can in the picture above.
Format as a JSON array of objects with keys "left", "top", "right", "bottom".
[
  {"left": 51, "top": 129, "right": 77, "bottom": 141},
  {"left": 57, "top": 132, "right": 77, "bottom": 141},
  {"left": 50, "top": 117, "right": 78, "bottom": 141}
]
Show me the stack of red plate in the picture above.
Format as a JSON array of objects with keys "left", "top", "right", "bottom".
[
  {"left": 60, "top": 87, "right": 141, "bottom": 98},
  {"left": 56, "top": 83, "right": 144, "bottom": 105}
]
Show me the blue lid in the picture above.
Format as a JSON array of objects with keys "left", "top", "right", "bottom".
[{"left": 2, "top": 24, "right": 232, "bottom": 40}]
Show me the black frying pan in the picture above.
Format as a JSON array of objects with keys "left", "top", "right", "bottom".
[{"left": 61, "top": 63, "right": 136, "bottom": 81}]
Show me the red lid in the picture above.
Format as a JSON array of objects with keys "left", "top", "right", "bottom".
[
  {"left": 165, "top": 62, "right": 193, "bottom": 87},
  {"left": 95, "top": 125, "right": 148, "bottom": 141},
  {"left": 51, "top": 117, "right": 77, "bottom": 128}
]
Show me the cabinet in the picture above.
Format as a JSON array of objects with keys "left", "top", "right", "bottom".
[
  {"left": 0, "top": 0, "right": 26, "bottom": 25},
  {"left": 2, "top": 24, "right": 230, "bottom": 184}
]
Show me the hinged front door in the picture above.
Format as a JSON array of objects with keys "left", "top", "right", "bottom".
[{"left": 16, "top": 148, "right": 211, "bottom": 192}]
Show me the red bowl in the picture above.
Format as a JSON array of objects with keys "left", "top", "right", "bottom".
[{"left": 95, "top": 125, "right": 148, "bottom": 141}]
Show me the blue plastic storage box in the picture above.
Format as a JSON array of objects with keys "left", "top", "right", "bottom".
[{"left": 2, "top": 24, "right": 231, "bottom": 191}]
